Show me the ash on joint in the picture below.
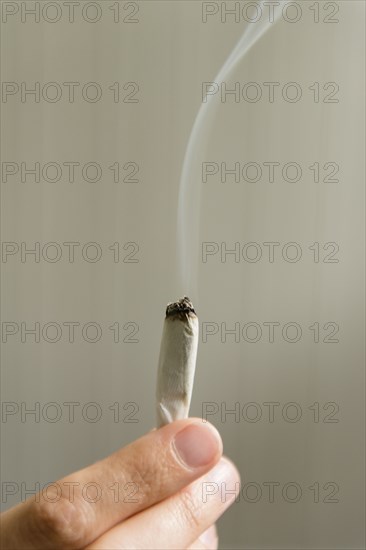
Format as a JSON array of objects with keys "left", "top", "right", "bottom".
[{"left": 166, "top": 296, "right": 196, "bottom": 320}]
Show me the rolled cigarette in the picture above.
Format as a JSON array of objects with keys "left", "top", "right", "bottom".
[{"left": 156, "top": 297, "right": 199, "bottom": 427}]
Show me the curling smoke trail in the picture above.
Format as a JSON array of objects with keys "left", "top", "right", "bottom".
[{"left": 177, "top": 1, "right": 285, "bottom": 297}]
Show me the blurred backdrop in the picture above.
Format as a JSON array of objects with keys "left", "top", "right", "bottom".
[{"left": 1, "top": 1, "right": 365, "bottom": 548}]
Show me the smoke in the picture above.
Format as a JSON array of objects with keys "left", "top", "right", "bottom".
[{"left": 176, "top": 1, "right": 285, "bottom": 299}]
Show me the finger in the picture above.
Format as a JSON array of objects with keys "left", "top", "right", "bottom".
[
  {"left": 0, "top": 419, "right": 222, "bottom": 550},
  {"left": 188, "top": 525, "right": 218, "bottom": 549},
  {"left": 87, "top": 457, "right": 240, "bottom": 550}
]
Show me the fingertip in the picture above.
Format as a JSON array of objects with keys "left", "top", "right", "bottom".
[
  {"left": 202, "top": 456, "right": 241, "bottom": 508},
  {"left": 171, "top": 421, "right": 223, "bottom": 470},
  {"left": 198, "top": 524, "right": 218, "bottom": 549},
  {"left": 220, "top": 456, "right": 241, "bottom": 487},
  {"left": 154, "top": 418, "right": 223, "bottom": 469}
]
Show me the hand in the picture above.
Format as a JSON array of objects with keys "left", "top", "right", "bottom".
[{"left": 0, "top": 419, "right": 240, "bottom": 549}]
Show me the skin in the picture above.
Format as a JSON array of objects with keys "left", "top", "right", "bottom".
[{"left": 0, "top": 419, "right": 240, "bottom": 549}]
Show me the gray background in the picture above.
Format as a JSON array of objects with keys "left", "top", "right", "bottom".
[{"left": 1, "top": 1, "right": 365, "bottom": 548}]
